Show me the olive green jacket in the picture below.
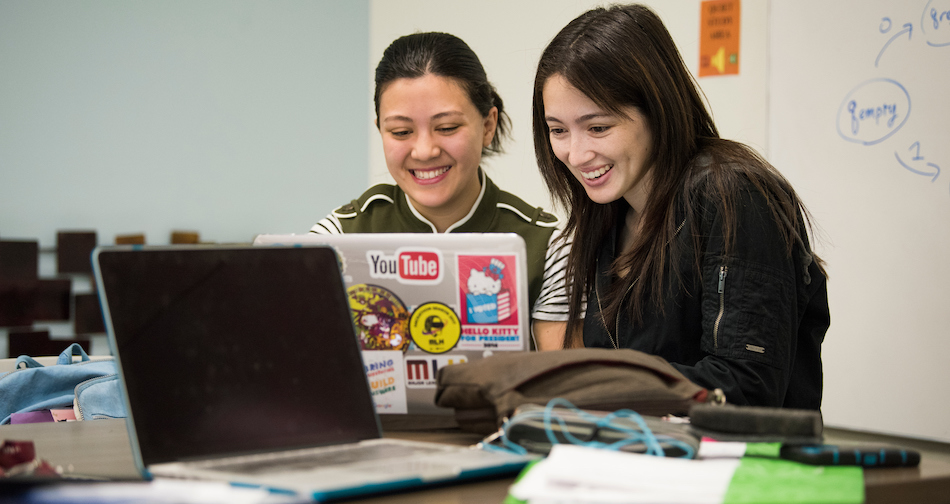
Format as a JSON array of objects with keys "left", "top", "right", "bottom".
[{"left": 312, "top": 172, "right": 559, "bottom": 311}]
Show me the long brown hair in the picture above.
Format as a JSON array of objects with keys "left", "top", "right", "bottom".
[{"left": 532, "top": 4, "right": 821, "bottom": 348}]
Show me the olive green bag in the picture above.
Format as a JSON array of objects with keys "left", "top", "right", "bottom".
[{"left": 434, "top": 348, "right": 712, "bottom": 434}]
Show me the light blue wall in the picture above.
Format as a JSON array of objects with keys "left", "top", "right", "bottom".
[{"left": 0, "top": 0, "right": 370, "bottom": 247}]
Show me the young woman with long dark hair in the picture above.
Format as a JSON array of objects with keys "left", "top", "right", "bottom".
[{"left": 533, "top": 5, "right": 828, "bottom": 408}]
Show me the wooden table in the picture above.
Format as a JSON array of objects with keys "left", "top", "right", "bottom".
[{"left": 2, "top": 420, "right": 950, "bottom": 503}]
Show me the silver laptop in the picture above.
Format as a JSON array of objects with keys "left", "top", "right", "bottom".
[
  {"left": 252, "top": 233, "right": 532, "bottom": 417},
  {"left": 93, "top": 245, "right": 530, "bottom": 500}
]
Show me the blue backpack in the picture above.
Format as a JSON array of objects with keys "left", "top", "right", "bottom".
[{"left": 0, "top": 344, "right": 126, "bottom": 424}]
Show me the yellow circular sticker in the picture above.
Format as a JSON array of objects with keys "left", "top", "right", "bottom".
[
  {"left": 409, "top": 302, "right": 461, "bottom": 354},
  {"left": 347, "top": 284, "right": 410, "bottom": 352}
]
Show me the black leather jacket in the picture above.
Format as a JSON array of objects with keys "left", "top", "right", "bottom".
[{"left": 583, "top": 182, "right": 829, "bottom": 409}]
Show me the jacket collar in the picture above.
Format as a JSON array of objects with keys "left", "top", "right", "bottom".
[{"left": 398, "top": 168, "right": 491, "bottom": 233}]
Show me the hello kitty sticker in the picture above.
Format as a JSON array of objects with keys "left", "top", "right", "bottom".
[{"left": 456, "top": 254, "right": 522, "bottom": 350}]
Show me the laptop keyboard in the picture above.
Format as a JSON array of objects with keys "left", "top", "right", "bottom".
[{"left": 199, "top": 442, "right": 446, "bottom": 475}]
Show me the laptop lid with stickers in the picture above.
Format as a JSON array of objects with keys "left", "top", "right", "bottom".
[
  {"left": 252, "top": 233, "right": 531, "bottom": 417},
  {"left": 93, "top": 245, "right": 532, "bottom": 499}
]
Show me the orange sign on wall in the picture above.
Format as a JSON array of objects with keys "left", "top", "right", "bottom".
[{"left": 699, "top": 0, "right": 740, "bottom": 77}]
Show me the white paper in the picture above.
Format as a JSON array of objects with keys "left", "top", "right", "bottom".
[
  {"left": 697, "top": 441, "right": 748, "bottom": 459},
  {"left": 510, "top": 444, "right": 740, "bottom": 504},
  {"left": 18, "top": 478, "right": 307, "bottom": 504}
]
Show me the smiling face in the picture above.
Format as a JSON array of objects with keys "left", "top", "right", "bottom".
[
  {"left": 541, "top": 74, "right": 654, "bottom": 212},
  {"left": 377, "top": 74, "right": 498, "bottom": 230}
]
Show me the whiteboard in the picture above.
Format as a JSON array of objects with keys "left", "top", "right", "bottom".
[{"left": 769, "top": 0, "right": 950, "bottom": 441}]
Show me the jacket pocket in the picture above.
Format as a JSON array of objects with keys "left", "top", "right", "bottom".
[
  {"left": 73, "top": 374, "right": 127, "bottom": 421},
  {"left": 702, "top": 258, "right": 794, "bottom": 369}
]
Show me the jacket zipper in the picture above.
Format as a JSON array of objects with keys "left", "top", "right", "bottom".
[{"left": 714, "top": 266, "right": 728, "bottom": 351}]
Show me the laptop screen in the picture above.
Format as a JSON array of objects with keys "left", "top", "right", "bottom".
[{"left": 95, "top": 246, "right": 381, "bottom": 465}]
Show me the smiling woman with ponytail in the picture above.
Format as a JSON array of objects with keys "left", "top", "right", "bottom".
[{"left": 312, "top": 32, "right": 571, "bottom": 347}]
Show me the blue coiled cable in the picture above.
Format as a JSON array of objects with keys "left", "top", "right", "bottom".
[{"left": 480, "top": 397, "right": 695, "bottom": 459}]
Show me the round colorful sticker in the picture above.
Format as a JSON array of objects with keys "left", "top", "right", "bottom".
[
  {"left": 409, "top": 302, "right": 461, "bottom": 354},
  {"left": 347, "top": 284, "right": 410, "bottom": 352}
]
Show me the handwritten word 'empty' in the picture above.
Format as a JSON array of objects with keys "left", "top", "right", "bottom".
[
  {"left": 837, "top": 78, "right": 911, "bottom": 145},
  {"left": 848, "top": 102, "right": 899, "bottom": 131}
]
